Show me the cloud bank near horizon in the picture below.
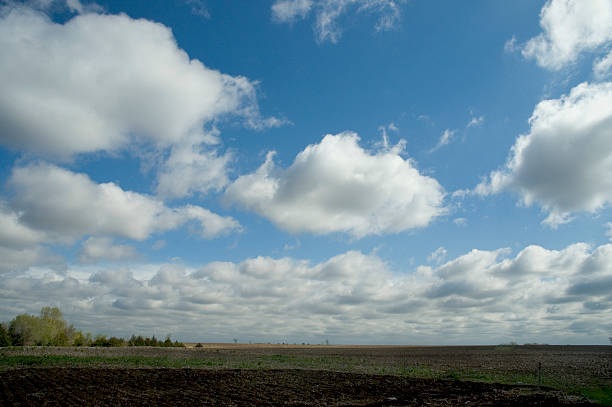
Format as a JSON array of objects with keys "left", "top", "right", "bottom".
[{"left": 1, "top": 242, "right": 610, "bottom": 344}]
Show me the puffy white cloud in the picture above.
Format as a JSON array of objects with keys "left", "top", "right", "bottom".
[
  {"left": 0, "top": 245, "right": 65, "bottom": 274},
  {"left": 78, "top": 237, "right": 138, "bottom": 264},
  {"left": 1, "top": 243, "right": 610, "bottom": 343},
  {"left": 224, "top": 132, "right": 446, "bottom": 237},
  {"left": 0, "top": 8, "right": 265, "bottom": 158},
  {"left": 476, "top": 82, "right": 612, "bottom": 226},
  {"left": 156, "top": 142, "right": 232, "bottom": 199},
  {"left": 8, "top": 163, "right": 241, "bottom": 242},
  {"left": 522, "top": 0, "right": 612, "bottom": 70},
  {"left": 0, "top": 202, "right": 45, "bottom": 249},
  {"left": 272, "top": 0, "right": 404, "bottom": 43}
]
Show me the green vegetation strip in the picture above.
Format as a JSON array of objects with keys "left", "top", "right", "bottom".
[{"left": 0, "top": 355, "right": 224, "bottom": 369}]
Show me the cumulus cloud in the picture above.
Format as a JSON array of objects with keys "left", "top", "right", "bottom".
[
  {"left": 224, "top": 132, "right": 446, "bottom": 237},
  {"left": 7, "top": 163, "right": 241, "bottom": 242},
  {"left": 156, "top": 141, "right": 232, "bottom": 199},
  {"left": 475, "top": 81, "right": 612, "bottom": 227},
  {"left": 272, "top": 0, "right": 404, "bottom": 43},
  {"left": 78, "top": 237, "right": 138, "bottom": 264},
  {"left": 0, "top": 6, "right": 282, "bottom": 199},
  {"left": 522, "top": 0, "right": 612, "bottom": 70},
  {"left": 1, "top": 243, "right": 610, "bottom": 343},
  {"left": 0, "top": 8, "right": 265, "bottom": 157},
  {"left": 0, "top": 245, "right": 65, "bottom": 274},
  {"left": 0, "top": 201, "right": 45, "bottom": 249}
]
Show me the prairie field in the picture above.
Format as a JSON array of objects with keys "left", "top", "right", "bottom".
[{"left": 1, "top": 344, "right": 610, "bottom": 406}]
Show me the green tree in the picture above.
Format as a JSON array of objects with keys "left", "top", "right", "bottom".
[
  {"left": 8, "top": 313, "right": 40, "bottom": 345},
  {"left": 0, "top": 323, "right": 11, "bottom": 346},
  {"left": 163, "top": 334, "right": 173, "bottom": 347},
  {"left": 8, "top": 307, "right": 75, "bottom": 346},
  {"left": 73, "top": 331, "right": 92, "bottom": 346},
  {"left": 39, "top": 307, "right": 74, "bottom": 345}
]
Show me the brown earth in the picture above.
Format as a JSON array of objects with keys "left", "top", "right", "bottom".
[{"left": 0, "top": 367, "right": 599, "bottom": 406}]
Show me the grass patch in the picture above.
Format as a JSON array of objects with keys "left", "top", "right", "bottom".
[
  {"left": 581, "top": 386, "right": 612, "bottom": 407},
  {"left": 0, "top": 355, "right": 225, "bottom": 369}
]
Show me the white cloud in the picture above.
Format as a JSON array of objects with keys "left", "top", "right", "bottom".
[
  {"left": 1, "top": 243, "right": 611, "bottom": 344},
  {"left": 0, "top": 245, "right": 65, "bottom": 274},
  {"left": 594, "top": 50, "right": 612, "bottom": 79},
  {"left": 504, "top": 35, "right": 518, "bottom": 53},
  {"left": 183, "top": 0, "right": 210, "bottom": 19},
  {"left": 427, "top": 246, "right": 447, "bottom": 265},
  {"left": 0, "top": 201, "right": 45, "bottom": 249},
  {"left": 1, "top": 0, "right": 101, "bottom": 14},
  {"left": 453, "top": 217, "right": 467, "bottom": 227},
  {"left": 0, "top": 6, "right": 281, "bottom": 199},
  {"left": 8, "top": 163, "right": 241, "bottom": 242},
  {"left": 152, "top": 240, "right": 166, "bottom": 250},
  {"left": 522, "top": 0, "right": 612, "bottom": 70},
  {"left": 272, "top": 0, "right": 313, "bottom": 22},
  {"left": 156, "top": 141, "right": 232, "bottom": 200},
  {"left": 0, "top": 8, "right": 263, "bottom": 157},
  {"left": 430, "top": 129, "right": 455, "bottom": 152},
  {"left": 377, "top": 122, "right": 399, "bottom": 150},
  {"left": 0, "top": 8, "right": 276, "bottom": 158},
  {"left": 467, "top": 116, "right": 484, "bottom": 128},
  {"left": 476, "top": 81, "right": 612, "bottom": 227},
  {"left": 224, "top": 132, "right": 446, "bottom": 237},
  {"left": 78, "top": 237, "right": 138, "bottom": 264},
  {"left": 272, "top": 0, "right": 404, "bottom": 43}
]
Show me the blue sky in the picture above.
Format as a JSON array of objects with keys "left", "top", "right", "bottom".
[{"left": 1, "top": 0, "right": 611, "bottom": 345}]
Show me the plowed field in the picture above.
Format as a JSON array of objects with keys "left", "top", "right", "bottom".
[
  {"left": 0, "top": 367, "right": 598, "bottom": 406},
  {"left": 1, "top": 345, "right": 610, "bottom": 406}
]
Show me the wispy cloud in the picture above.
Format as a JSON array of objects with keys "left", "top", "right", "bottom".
[
  {"left": 467, "top": 115, "right": 484, "bottom": 128},
  {"left": 272, "top": 0, "right": 406, "bottom": 43},
  {"left": 429, "top": 129, "right": 456, "bottom": 152}
]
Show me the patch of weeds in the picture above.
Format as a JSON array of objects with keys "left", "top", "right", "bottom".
[
  {"left": 581, "top": 386, "right": 612, "bottom": 407},
  {"left": 399, "top": 365, "right": 436, "bottom": 379},
  {"left": 444, "top": 370, "right": 460, "bottom": 381}
]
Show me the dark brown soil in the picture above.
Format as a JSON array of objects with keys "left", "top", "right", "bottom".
[{"left": 0, "top": 368, "right": 598, "bottom": 406}]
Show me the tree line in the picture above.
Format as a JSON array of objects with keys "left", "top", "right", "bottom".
[{"left": 0, "top": 307, "right": 184, "bottom": 347}]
